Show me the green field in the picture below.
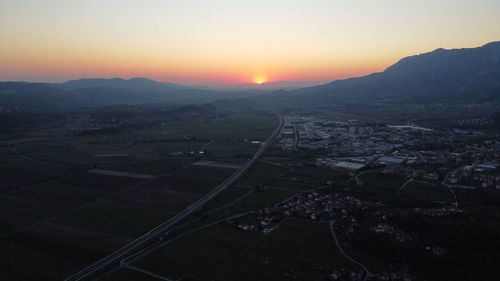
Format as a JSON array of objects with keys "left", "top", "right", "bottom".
[
  {"left": 103, "top": 157, "right": 195, "bottom": 175},
  {"left": 0, "top": 155, "right": 72, "bottom": 192},
  {"left": 360, "top": 172, "right": 408, "bottom": 190},
  {"left": 132, "top": 219, "right": 356, "bottom": 281},
  {"left": 0, "top": 111, "right": 280, "bottom": 281},
  {"left": 400, "top": 181, "right": 455, "bottom": 206},
  {"left": 99, "top": 268, "right": 162, "bottom": 281},
  {"left": 52, "top": 200, "right": 179, "bottom": 238},
  {"left": 238, "top": 161, "right": 289, "bottom": 186}
]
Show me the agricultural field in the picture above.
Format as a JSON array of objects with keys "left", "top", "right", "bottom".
[
  {"left": 128, "top": 219, "right": 357, "bottom": 281},
  {"left": 102, "top": 157, "right": 196, "bottom": 175},
  {"left": 113, "top": 152, "right": 344, "bottom": 281},
  {"left": 237, "top": 161, "right": 290, "bottom": 186},
  {"left": 98, "top": 268, "right": 160, "bottom": 281},
  {"left": 0, "top": 111, "right": 280, "bottom": 280},
  {"left": 0, "top": 154, "right": 73, "bottom": 193},
  {"left": 360, "top": 171, "right": 408, "bottom": 190},
  {"left": 144, "top": 111, "right": 279, "bottom": 141}
]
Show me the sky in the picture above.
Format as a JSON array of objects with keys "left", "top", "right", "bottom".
[{"left": 0, "top": 0, "right": 499, "bottom": 85}]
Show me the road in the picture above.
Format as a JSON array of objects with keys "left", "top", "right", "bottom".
[
  {"left": 200, "top": 139, "right": 215, "bottom": 150},
  {"left": 124, "top": 265, "right": 173, "bottom": 281},
  {"left": 329, "top": 221, "right": 372, "bottom": 281},
  {"left": 65, "top": 111, "right": 284, "bottom": 281},
  {"left": 398, "top": 178, "right": 415, "bottom": 193},
  {"left": 399, "top": 178, "right": 460, "bottom": 208},
  {"left": 292, "top": 124, "right": 299, "bottom": 151}
]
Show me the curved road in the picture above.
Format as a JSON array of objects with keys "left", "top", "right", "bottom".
[
  {"left": 329, "top": 221, "right": 372, "bottom": 281},
  {"left": 65, "top": 111, "right": 284, "bottom": 281}
]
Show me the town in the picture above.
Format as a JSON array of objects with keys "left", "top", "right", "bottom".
[
  {"left": 217, "top": 114, "right": 500, "bottom": 281},
  {"left": 280, "top": 115, "right": 499, "bottom": 190}
]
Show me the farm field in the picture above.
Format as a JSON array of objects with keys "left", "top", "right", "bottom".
[
  {"left": 129, "top": 219, "right": 357, "bottom": 281},
  {"left": 0, "top": 111, "right": 279, "bottom": 280}
]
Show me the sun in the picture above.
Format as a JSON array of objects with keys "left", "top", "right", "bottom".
[{"left": 253, "top": 75, "right": 267, "bottom": 85}]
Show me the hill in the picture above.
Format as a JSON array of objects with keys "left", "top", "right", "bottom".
[
  {"left": 0, "top": 78, "right": 271, "bottom": 114},
  {"left": 0, "top": 82, "right": 91, "bottom": 112},
  {"left": 272, "top": 41, "right": 500, "bottom": 105},
  {"left": 57, "top": 77, "right": 185, "bottom": 92},
  {"left": 55, "top": 77, "right": 272, "bottom": 105}
]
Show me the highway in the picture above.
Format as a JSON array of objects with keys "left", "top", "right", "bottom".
[
  {"left": 292, "top": 123, "right": 299, "bottom": 151},
  {"left": 65, "top": 111, "right": 284, "bottom": 281}
]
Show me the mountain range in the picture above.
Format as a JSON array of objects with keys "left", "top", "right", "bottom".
[
  {"left": 272, "top": 41, "right": 500, "bottom": 105},
  {"left": 55, "top": 77, "right": 185, "bottom": 92},
  {"left": 1, "top": 41, "right": 499, "bottom": 113},
  {"left": 0, "top": 78, "right": 263, "bottom": 113}
]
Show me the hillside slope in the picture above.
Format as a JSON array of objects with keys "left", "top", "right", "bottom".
[{"left": 279, "top": 41, "right": 500, "bottom": 105}]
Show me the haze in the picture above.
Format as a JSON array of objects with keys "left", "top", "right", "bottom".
[{"left": 1, "top": 0, "right": 499, "bottom": 85}]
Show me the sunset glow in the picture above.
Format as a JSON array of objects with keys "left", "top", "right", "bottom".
[
  {"left": 253, "top": 75, "right": 267, "bottom": 85},
  {"left": 1, "top": 0, "right": 499, "bottom": 84}
]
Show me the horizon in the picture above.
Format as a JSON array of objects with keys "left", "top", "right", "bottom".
[
  {"left": 1, "top": 41, "right": 497, "bottom": 88},
  {"left": 1, "top": 76, "right": 330, "bottom": 87},
  {"left": 1, "top": 0, "right": 500, "bottom": 85}
]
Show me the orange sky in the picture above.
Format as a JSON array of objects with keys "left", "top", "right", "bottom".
[{"left": 1, "top": 0, "right": 499, "bottom": 85}]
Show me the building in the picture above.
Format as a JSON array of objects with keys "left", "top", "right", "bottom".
[
  {"left": 334, "top": 161, "right": 365, "bottom": 171},
  {"left": 377, "top": 156, "right": 406, "bottom": 165}
]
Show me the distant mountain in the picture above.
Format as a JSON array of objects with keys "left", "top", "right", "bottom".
[
  {"left": 5, "top": 42, "right": 498, "bottom": 115},
  {"left": 57, "top": 77, "right": 185, "bottom": 92},
  {"left": 0, "top": 78, "right": 269, "bottom": 113},
  {"left": 55, "top": 77, "right": 275, "bottom": 105},
  {"left": 274, "top": 41, "right": 500, "bottom": 105},
  {"left": 52, "top": 77, "right": 188, "bottom": 105},
  {"left": 0, "top": 82, "right": 90, "bottom": 112}
]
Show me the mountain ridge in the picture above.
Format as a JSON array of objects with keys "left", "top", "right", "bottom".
[
  {"left": 2, "top": 41, "right": 499, "bottom": 113},
  {"left": 56, "top": 77, "right": 186, "bottom": 92},
  {"left": 275, "top": 41, "right": 500, "bottom": 105}
]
